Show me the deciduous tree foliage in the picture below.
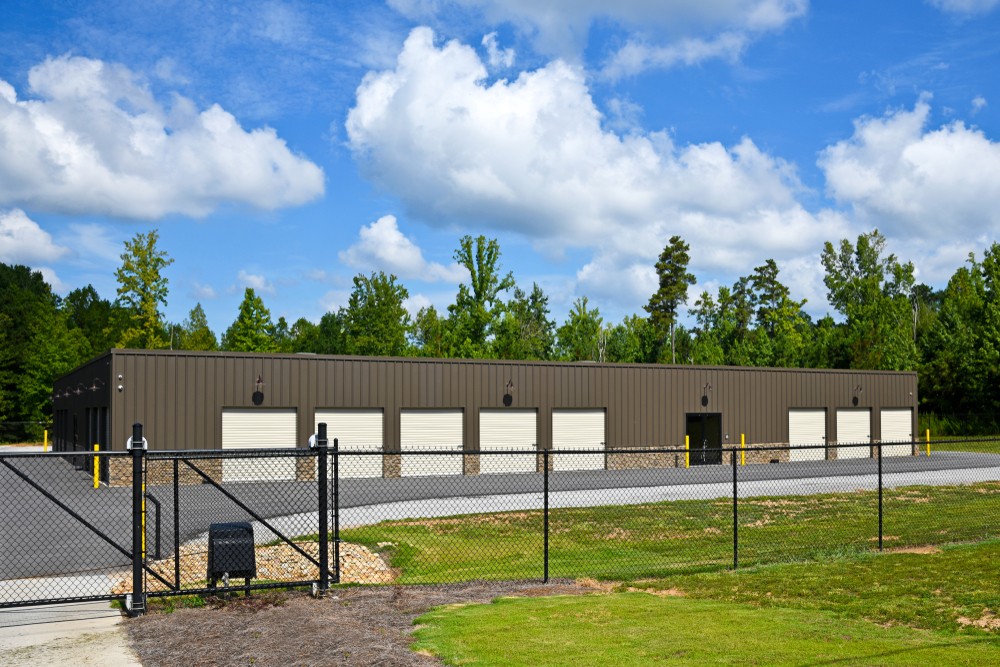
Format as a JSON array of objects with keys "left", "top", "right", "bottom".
[
  {"left": 179, "top": 303, "right": 218, "bottom": 351},
  {"left": 344, "top": 271, "right": 411, "bottom": 357},
  {"left": 448, "top": 235, "right": 515, "bottom": 357},
  {"left": 115, "top": 229, "right": 174, "bottom": 349},
  {"left": 557, "top": 296, "right": 604, "bottom": 361},
  {"left": 821, "top": 229, "right": 917, "bottom": 371}
]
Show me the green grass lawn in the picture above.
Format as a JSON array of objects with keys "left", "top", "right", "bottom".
[
  {"left": 341, "top": 482, "right": 999, "bottom": 583},
  {"left": 411, "top": 541, "right": 1000, "bottom": 666}
]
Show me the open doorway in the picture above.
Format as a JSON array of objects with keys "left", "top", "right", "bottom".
[{"left": 686, "top": 413, "right": 722, "bottom": 465}]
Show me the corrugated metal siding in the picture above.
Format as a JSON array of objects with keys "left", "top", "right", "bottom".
[{"left": 53, "top": 350, "right": 917, "bottom": 459}]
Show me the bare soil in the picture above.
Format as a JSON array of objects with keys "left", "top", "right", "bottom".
[{"left": 125, "top": 580, "right": 595, "bottom": 666}]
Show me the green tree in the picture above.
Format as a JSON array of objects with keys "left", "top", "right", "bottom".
[
  {"left": 556, "top": 296, "right": 604, "bottom": 361},
  {"left": 0, "top": 264, "right": 85, "bottom": 440},
  {"left": 178, "top": 303, "right": 218, "bottom": 351},
  {"left": 821, "top": 230, "right": 917, "bottom": 370},
  {"left": 221, "top": 288, "right": 278, "bottom": 352},
  {"left": 749, "top": 260, "right": 809, "bottom": 367},
  {"left": 644, "top": 236, "right": 696, "bottom": 363},
  {"left": 605, "top": 315, "right": 655, "bottom": 363},
  {"left": 448, "top": 235, "right": 515, "bottom": 357},
  {"left": 344, "top": 272, "right": 411, "bottom": 356},
  {"left": 494, "top": 283, "right": 555, "bottom": 360},
  {"left": 114, "top": 229, "right": 174, "bottom": 349},
  {"left": 61, "top": 285, "right": 118, "bottom": 357},
  {"left": 411, "top": 305, "right": 449, "bottom": 358}
]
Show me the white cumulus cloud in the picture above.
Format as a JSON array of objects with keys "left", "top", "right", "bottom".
[
  {"left": 819, "top": 96, "right": 1000, "bottom": 238},
  {"left": 0, "top": 55, "right": 324, "bottom": 219},
  {"left": 0, "top": 209, "right": 70, "bottom": 264},
  {"left": 339, "top": 215, "right": 467, "bottom": 283},
  {"left": 237, "top": 270, "right": 276, "bottom": 295},
  {"left": 389, "top": 0, "right": 807, "bottom": 75},
  {"left": 348, "top": 28, "right": 841, "bottom": 304}
]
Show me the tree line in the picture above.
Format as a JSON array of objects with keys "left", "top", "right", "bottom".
[{"left": 2, "top": 229, "right": 998, "bottom": 440}]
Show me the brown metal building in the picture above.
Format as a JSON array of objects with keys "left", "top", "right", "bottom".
[{"left": 52, "top": 349, "right": 918, "bottom": 481}]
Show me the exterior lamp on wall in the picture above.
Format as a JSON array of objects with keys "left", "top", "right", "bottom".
[
  {"left": 88, "top": 378, "right": 105, "bottom": 392},
  {"left": 852, "top": 384, "right": 863, "bottom": 407},
  {"left": 503, "top": 379, "right": 515, "bottom": 407},
  {"left": 701, "top": 382, "right": 712, "bottom": 407},
  {"left": 252, "top": 374, "right": 265, "bottom": 406}
]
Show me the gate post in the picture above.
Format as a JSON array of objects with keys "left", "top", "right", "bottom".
[
  {"left": 877, "top": 441, "right": 883, "bottom": 552},
  {"left": 126, "top": 423, "right": 147, "bottom": 617},
  {"left": 313, "top": 423, "right": 329, "bottom": 596},
  {"left": 732, "top": 445, "right": 739, "bottom": 570},
  {"left": 543, "top": 448, "right": 549, "bottom": 583},
  {"left": 333, "top": 436, "right": 341, "bottom": 585}
]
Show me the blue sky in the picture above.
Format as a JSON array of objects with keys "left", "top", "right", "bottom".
[{"left": 1, "top": 0, "right": 999, "bottom": 335}]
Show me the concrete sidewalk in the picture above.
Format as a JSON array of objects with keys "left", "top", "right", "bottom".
[{"left": 0, "top": 601, "right": 140, "bottom": 666}]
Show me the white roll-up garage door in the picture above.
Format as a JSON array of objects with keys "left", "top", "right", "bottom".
[
  {"left": 400, "top": 409, "right": 464, "bottom": 477},
  {"left": 315, "top": 409, "right": 384, "bottom": 478},
  {"left": 479, "top": 409, "right": 537, "bottom": 474},
  {"left": 836, "top": 409, "right": 871, "bottom": 459},
  {"left": 880, "top": 409, "right": 913, "bottom": 457},
  {"left": 222, "top": 408, "right": 297, "bottom": 482},
  {"left": 552, "top": 409, "right": 605, "bottom": 471},
  {"left": 788, "top": 409, "right": 826, "bottom": 462}
]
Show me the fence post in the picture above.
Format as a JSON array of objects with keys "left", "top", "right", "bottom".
[
  {"left": 543, "top": 448, "right": 549, "bottom": 583},
  {"left": 127, "top": 423, "right": 146, "bottom": 617},
  {"left": 333, "top": 436, "right": 341, "bottom": 585},
  {"left": 732, "top": 445, "right": 739, "bottom": 570},
  {"left": 314, "top": 423, "right": 329, "bottom": 596},
  {"left": 877, "top": 440, "right": 883, "bottom": 552},
  {"left": 173, "top": 458, "right": 180, "bottom": 590}
]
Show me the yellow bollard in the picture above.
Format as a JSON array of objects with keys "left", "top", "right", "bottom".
[
  {"left": 926, "top": 429, "right": 931, "bottom": 457},
  {"left": 741, "top": 433, "right": 746, "bottom": 466},
  {"left": 685, "top": 435, "right": 690, "bottom": 469},
  {"left": 93, "top": 444, "right": 99, "bottom": 489},
  {"left": 43, "top": 430, "right": 48, "bottom": 453}
]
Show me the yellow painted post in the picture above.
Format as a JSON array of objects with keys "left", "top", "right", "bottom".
[
  {"left": 43, "top": 430, "right": 48, "bottom": 452},
  {"left": 741, "top": 433, "right": 746, "bottom": 466},
  {"left": 93, "top": 444, "right": 99, "bottom": 489},
  {"left": 685, "top": 435, "right": 690, "bottom": 469},
  {"left": 926, "top": 429, "right": 931, "bottom": 457}
]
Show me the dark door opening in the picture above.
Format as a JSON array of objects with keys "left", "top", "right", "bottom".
[{"left": 686, "top": 413, "right": 722, "bottom": 465}]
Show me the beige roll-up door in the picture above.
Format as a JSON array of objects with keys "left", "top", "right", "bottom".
[
  {"left": 315, "top": 409, "right": 384, "bottom": 478},
  {"left": 221, "top": 408, "right": 297, "bottom": 482},
  {"left": 880, "top": 409, "right": 913, "bottom": 457},
  {"left": 836, "top": 409, "right": 871, "bottom": 459},
  {"left": 552, "top": 409, "right": 605, "bottom": 471},
  {"left": 788, "top": 409, "right": 826, "bottom": 462},
  {"left": 479, "top": 409, "right": 537, "bottom": 474},
  {"left": 400, "top": 409, "right": 464, "bottom": 477}
]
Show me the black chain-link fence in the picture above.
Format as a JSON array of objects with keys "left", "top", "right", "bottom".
[{"left": 1, "top": 430, "right": 997, "bottom": 614}]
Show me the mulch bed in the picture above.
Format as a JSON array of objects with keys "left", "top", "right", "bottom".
[{"left": 126, "top": 580, "right": 595, "bottom": 666}]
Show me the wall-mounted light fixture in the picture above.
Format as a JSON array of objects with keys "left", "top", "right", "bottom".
[
  {"left": 88, "top": 378, "right": 105, "bottom": 392},
  {"left": 701, "top": 382, "right": 712, "bottom": 407},
  {"left": 503, "top": 378, "right": 515, "bottom": 407},
  {"left": 852, "top": 384, "right": 863, "bottom": 407},
  {"left": 252, "top": 374, "right": 265, "bottom": 406}
]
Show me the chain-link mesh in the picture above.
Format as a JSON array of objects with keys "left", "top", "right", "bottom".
[
  {"left": 0, "top": 451, "right": 131, "bottom": 606},
  {"left": 1, "top": 436, "right": 997, "bottom": 609}
]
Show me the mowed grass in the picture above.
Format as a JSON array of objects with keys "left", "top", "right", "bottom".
[
  {"left": 411, "top": 541, "right": 1000, "bottom": 667},
  {"left": 340, "top": 482, "right": 1000, "bottom": 582}
]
